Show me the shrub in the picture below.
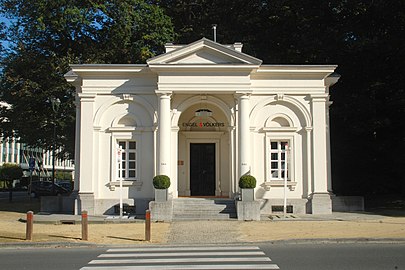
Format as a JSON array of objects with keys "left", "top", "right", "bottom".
[
  {"left": 153, "top": 175, "right": 170, "bottom": 189},
  {"left": 239, "top": 175, "right": 257, "bottom": 189}
]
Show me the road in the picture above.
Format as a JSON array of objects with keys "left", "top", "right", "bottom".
[{"left": 0, "top": 243, "right": 404, "bottom": 269}]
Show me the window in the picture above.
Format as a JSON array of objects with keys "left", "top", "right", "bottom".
[
  {"left": 270, "top": 140, "right": 290, "bottom": 180},
  {"left": 118, "top": 140, "right": 137, "bottom": 180}
]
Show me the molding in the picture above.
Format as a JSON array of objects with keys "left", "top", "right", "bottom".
[
  {"left": 107, "top": 181, "right": 143, "bottom": 191},
  {"left": 262, "top": 181, "right": 297, "bottom": 191}
]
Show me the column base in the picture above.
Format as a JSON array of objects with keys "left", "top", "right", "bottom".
[
  {"left": 310, "top": 193, "right": 332, "bottom": 214},
  {"left": 76, "top": 192, "right": 95, "bottom": 215}
]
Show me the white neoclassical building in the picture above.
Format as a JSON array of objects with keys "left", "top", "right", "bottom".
[{"left": 65, "top": 38, "right": 340, "bottom": 216}]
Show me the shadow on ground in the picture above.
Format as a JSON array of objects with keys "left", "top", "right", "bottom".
[{"left": 364, "top": 194, "right": 405, "bottom": 217}]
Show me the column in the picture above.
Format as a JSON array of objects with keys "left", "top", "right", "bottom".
[
  {"left": 238, "top": 94, "right": 250, "bottom": 177},
  {"left": 74, "top": 95, "right": 81, "bottom": 192},
  {"left": 310, "top": 94, "right": 332, "bottom": 214},
  {"left": 158, "top": 93, "right": 171, "bottom": 176},
  {"left": 77, "top": 93, "right": 96, "bottom": 214}
]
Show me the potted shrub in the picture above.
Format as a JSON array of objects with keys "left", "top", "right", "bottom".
[
  {"left": 153, "top": 175, "right": 170, "bottom": 202},
  {"left": 239, "top": 175, "right": 256, "bottom": 201}
]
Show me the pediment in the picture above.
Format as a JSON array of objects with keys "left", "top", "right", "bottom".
[{"left": 147, "top": 38, "right": 262, "bottom": 66}]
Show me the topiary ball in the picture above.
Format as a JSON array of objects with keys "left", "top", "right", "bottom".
[
  {"left": 153, "top": 175, "right": 171, "bottom": 189},
  {"left": 239, "top": 175, "right": 257, "bottom": 189}
]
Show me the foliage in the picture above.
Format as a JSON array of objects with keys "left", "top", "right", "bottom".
[
  {"left": 155, "top": 0, "right": 405, "bottom": 195},
  {"left": 0, "top": 163, "right": 23, "bottom": 188},
  {"left": 153, "top": 175, "right": 170, "bottom": 189},
  {"left": 0, "top": 163, "right": 23, "bottom": 180},
  {"left": 0, "top": 0, "right": 175, "bottom": 159},
  {"left": 239, "top": 175, "right": 256, "bottom": 189}
]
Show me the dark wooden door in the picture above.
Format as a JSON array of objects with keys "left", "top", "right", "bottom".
[{"left": 190, "top": 143, "right": 216, "bottom": 196}]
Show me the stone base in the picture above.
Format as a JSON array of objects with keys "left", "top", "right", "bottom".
[
  {"left": 332, "top": 196, "right": 364, "bottom": 212},
  {"left": 236, "top": 200, "right": 260, "bottom": 221},
  {"left": 75, "top": 193, "right": 95, "bottom": 215},
  {"left": 40, "top": 194, "right": 75, "bottom": 214},
  {"left": 310, "top": 193, "right": 332, "bottom": 214},
  {"left": 258, "top": 198, "right": 308, "bottom": 214},
  {"left": 149, "top": 200, "right": 173, "bottom": 222}
]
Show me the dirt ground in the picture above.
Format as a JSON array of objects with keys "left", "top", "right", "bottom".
[
  {"left": 1, "top": 197, "right": 405, "bottom": 245},
  {"left": 1, "top": 210, "right": 405, "bottom": 245}
]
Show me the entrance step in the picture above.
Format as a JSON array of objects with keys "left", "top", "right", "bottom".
[{"left": 173, "top": 198, "right": 237, "bottom": 220}]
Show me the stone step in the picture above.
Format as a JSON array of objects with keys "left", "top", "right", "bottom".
[
  {"left": 173, "top": 213, "right": 237, "bottom": 220},
  {"left": 172, "top": 198, "right": 237, "bottom": 220}
]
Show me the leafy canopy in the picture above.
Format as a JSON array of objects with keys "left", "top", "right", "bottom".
[{"left": 0, "top": 0, "right": 175, "bottom": 159}]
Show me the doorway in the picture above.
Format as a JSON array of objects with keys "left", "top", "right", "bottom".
[{"left": 190, "top": 143, "right": 216, "bottom": 196}]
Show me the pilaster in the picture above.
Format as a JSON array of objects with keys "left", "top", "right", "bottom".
[{"left": 78, "top": 93, "right": 96, "bottom": 193}]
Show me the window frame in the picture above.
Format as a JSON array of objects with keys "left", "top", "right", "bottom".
[
  {"left": 265, "top": 133, "right": 295, "bottom": 184},
  {"left": 117, "top": 140, "right": 138, "bottom": 181}
]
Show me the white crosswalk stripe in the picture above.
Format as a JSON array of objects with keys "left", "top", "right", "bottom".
[{"left": 80, "top": 245, "right": 280, "bottom": 270}]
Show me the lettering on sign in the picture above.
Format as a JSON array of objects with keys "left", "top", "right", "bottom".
[{"left": 182, "top": 122, "right": 225, "bottom": 128}]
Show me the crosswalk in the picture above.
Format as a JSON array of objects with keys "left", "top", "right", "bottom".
[{"left": 80, "top": 245, "right": 279, "bottom": 269}]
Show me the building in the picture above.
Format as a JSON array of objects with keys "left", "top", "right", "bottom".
[
  {"left": 0, "top": 101, "right": 74, "bottom": 180},
  {"left": 65, "top": 38, "right": 340, "bottom": 216}
]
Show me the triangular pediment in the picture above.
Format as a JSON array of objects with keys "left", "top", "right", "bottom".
[{"left": 147, "top": 38, "right": 262, "bottom": 66}]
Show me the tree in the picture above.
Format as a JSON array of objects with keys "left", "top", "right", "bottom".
[
  {"left": 155, "top": 0, "right": 405, "bottom": 195},
  {"left": 0, "top": 163, "right": 23, "bottom": 188},
  {"left": 0, "top": 0, "right": 175, "bottom": 159}
]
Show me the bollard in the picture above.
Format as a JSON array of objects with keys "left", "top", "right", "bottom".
[
  {"left": 26, "top": 211, "right": 33, "bottom": 241},
  {"left": 81, "top": 210, "right": 88, "bottom": 241},
  {"left": 145, "top": 210, "right": 151, "bottom": 241}
]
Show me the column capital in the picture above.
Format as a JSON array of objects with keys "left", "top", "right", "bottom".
[
  {"left": 155, "top": 91, "right": 172, "bottom": 97},
  {"left": 234, "top": 92, "right": 251, "bottom": 99},
  {"left": 78, "top": 93, "right": 96, "bottom": 102},
  {"left": 310, "top": 93, "right": 329, "bottom": 102}
]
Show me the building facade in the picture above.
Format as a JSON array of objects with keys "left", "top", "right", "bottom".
[{"left": 66, "top": 38, "right": 339, "bottom": 215}]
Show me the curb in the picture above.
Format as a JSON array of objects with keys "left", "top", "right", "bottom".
[{"left": 2, "top": 238, "right": 405, "bottom": 249}]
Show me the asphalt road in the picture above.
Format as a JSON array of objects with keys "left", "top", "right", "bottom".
[
  {"left": 0, "top": 243, "right": 404, "bottom": 269},
  {"left": 261, "top": 242, "right": 405, "bottom": 270}
]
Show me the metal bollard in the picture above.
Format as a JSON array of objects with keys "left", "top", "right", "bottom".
[
  {"left": 81, "top": 210, "right": 88, "bottom": 241},
  {"left": 26, "top": 211, "right": 33, "bottom": 240},
  {"left": 145, "top": 210, "right": 151, "bottom": 241}
]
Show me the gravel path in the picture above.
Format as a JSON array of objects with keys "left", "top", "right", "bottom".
[{"left": 167, "top": 220, "right": 241, "bottom": 244}]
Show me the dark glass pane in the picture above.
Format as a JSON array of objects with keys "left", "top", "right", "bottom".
[
  {"left": 271, "top": 170, "right": 278, "bottom": 177},
  {"left": 129, "top": 153, "right": 136, "bottom": 160},
  {"left": 122, "top": 153, "right": 126, "bottom": 160},
  {"left": 271, "top": 162, "right": 278, "bottom": 169},
  {"left": 122, "top": 171, "right": 126, "bottom": 178},
  {"left": 271, "top": 153, "right": 278, "bottom": 160},
  {"left": 129, "top": 161, "right": 135, "bottom": 169},
  {"left": 119, "top": 141, "right": 125, "bottom": 149},
  {"left": 129, "top": 170, "right": 136, "bottom": 178},
  {"left": 129, "top": 142, "right": 136, "bottom": 149},
  {"left": 281, "top": 141, "right": 288, "bottom": 150},
  {"left": 121, "top": 162, "right": 126, "bottom": 169},
  {"left": 271, "top": 142, "right": 277, "bottom": 149},
  {"left": 281, "top": 153, "right": 285, "bottom": 160}
]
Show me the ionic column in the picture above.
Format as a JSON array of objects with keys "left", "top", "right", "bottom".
[
  {"left": 158, "top": 93, "right": 171, "bottom": 176},
  {"left": 238, "top": 94, "right": 250, "bottom": 177}
]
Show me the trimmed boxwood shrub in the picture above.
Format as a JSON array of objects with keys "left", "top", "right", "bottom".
[
  {"left": 153, "top": 175, "right": 171, "bottom": 189},
  {"left": 239, "top": 175, "right": 257, "bottom": 189}
]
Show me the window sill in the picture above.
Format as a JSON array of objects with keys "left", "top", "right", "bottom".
[
  {"left": 262, "top": 181, "right": 297, "bottom": 191},
  {"left": 107, "top": 180, "right": 143, "bottom": 191}
]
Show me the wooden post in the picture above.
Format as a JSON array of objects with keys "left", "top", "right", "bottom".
[
  {"left": 81, "top": 210, "right": 88, "bottom": 241},
  {"left": 145, "top": 210, "right": 151, "bottom": 241},
  {"left": 26, "top": 211, "right": 33, "bottom": 240}
]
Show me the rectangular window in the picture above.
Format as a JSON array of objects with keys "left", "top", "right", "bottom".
[
  {"left": 270, "top": 140, "right": 290, "bottom": 180},
  {"left": 118, "top": 140, "right": 137, "bottom": 180}
]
